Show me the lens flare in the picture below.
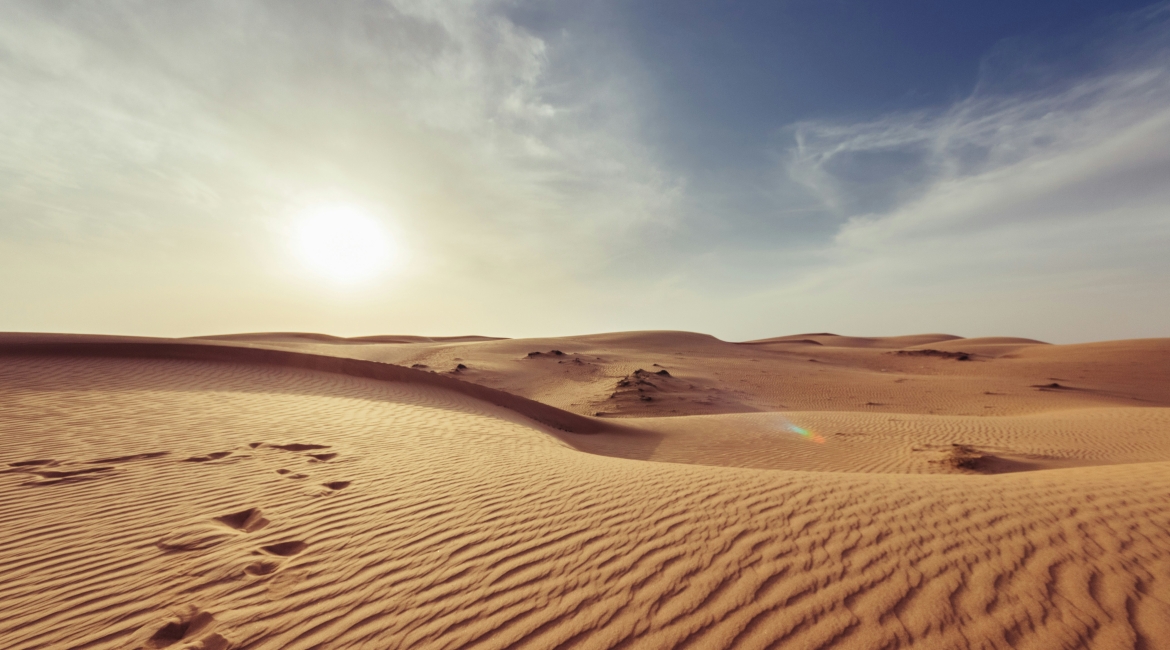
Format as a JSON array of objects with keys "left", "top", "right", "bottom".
[{"left": 780, "top": 419, "right": 826, "bottom": 444}]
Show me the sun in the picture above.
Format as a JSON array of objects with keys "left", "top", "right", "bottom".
[{"left": 293, "top": 205, "right": 392, "bottom": 283}]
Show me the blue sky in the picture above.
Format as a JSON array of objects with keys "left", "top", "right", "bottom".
[
  {"left": 516, "top": 1, "right": 1152, "bottom": 159},
  {"left": 1, "top": 1, "right": 1168, "bottom": 341}
]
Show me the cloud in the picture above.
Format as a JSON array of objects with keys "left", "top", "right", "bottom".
[
  {"left": 750, "top": 4, "right": 1170, "bottom": 341},
  {"left": 2, "top": 1, "right": 1168, "bottom": 341},
  {"left": 0, "top": 1, "right": 678, "bottom": 284}
]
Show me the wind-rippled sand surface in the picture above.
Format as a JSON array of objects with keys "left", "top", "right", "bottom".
[{"left": 1, "top": 333, "right": 1169, "bottom": 649}]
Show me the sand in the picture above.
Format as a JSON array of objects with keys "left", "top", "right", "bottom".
[{"left": 1, "top": 331, "right": 1168, "bottom": 649}]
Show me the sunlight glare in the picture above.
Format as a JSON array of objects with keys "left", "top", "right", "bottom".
[{"left": 293, "top": 205, "right": 392, "bottom": 283}]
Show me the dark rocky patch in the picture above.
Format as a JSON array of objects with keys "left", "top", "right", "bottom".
[
  {"left": 184, "top": 451, "right": 232, "bottom": 462},
  {"left": 891, "top": 349, "right": 972, "bottom": 360},
  {"left": 29, "top": 466, "right": 114, "bottom": 479},
  {"left": 90, "top": 451, "right": 169, "bottom": 464},
  {"left": 272, "top": 443, "right": 330, "bottom": 452}
]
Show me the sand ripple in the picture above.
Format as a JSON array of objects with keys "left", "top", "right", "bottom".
[{"left": 1, "top": 354, "right": 1168, "bottom": 648}]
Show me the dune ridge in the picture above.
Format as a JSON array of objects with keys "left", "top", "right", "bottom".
[
  {"left": 193, "top": 333, "right": 507, "bottom": 345},
  {"left": 0, "top": 334, "right": 606, "bottom": 435}
]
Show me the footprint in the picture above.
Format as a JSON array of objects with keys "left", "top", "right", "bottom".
[
  {"left": 322, "top": 481, "right": 351, "bottom": 491},
  {"left": 137, "top": 605, "right": 229, "bottom": 649},
  {"left": 271, "top": 443, "right": 330, "bottom": 452},
  {"left": 308, "top": 453, "right": 338, "bottom": 461},
  {"left": 260, "top": 541, "right": 308, "bottom": 557},
  {"left": 16, "top": 466, "right": 116, "bottom": 486},
  {"left": 184, "top": 452, "right": 232, "bottom": 463},
  {"left": 214, "top": 507, "right": 269, "bottom": 533},
  {"left": 160, "top": 506, "right": 275, "bottom": 551},
  {"left": 245, "top": 559, "right": 281, "bottom": 576},
  {"left": 157, "top": 523, "right": 236, "bottom": 552},
  {"left": 266, "top": 569, "right": 308, "bottom": 599}
]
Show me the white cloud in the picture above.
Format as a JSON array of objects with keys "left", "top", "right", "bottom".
[
  {"left": 749, "top": 10, "right": 1170, "bottom": 341},
  {"left": 0, "top": 0, "right": 678, "bottom": 276}
]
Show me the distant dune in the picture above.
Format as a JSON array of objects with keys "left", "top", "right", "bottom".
[
  {"left": 193, "top": 332, "right": 508, "bottom": 345},
  {"left": 742, "top": 332, "right": 965, "bottom": 348},
  {"left": 2, "top": 330, "right": 1169, "bottom": 648}
]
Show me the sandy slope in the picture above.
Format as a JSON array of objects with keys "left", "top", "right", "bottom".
[
  {"left": 192, "top": 330, "right": 1170, "bottom": 417},
  {"left": 1, "top": 333, "right": 1169, "bottom": 649}
]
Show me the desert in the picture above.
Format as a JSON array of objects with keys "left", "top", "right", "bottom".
[
  {"left": 1, "top": 331, "right": 1168, "bottom": 648},
  {"left": 5, "top": 2, "right": 1170, "bottom": 648}
]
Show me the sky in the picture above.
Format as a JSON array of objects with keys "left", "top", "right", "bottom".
[{"left": 2, "top": 0, "right": 1168, "bottom": 343}]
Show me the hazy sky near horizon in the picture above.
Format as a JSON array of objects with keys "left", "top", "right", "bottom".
[{"left": 2, "top": 1, "right": 1169, "bottom": 343}]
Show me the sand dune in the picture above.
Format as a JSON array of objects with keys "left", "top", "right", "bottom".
[
  {"left": 0, "top": 334, "right": 606, "bottom": 435},
  {"left": 2, "top": 332, "right": 1169, "bottom": 648},
  {"left": 743, "top": 333, "right": 965, "bottom": 349},
  {"left": 194, "top": 333, "right": 507, "bottom": 345},
  {"left": 192, "top": 329, "right": 1170, "bottom": 418}
]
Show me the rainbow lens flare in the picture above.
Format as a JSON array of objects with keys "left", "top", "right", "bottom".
[{"left": 783, "top": 420, "right": 826, "bottom": 444}]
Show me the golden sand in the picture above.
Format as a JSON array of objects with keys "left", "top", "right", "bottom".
[{"left": 1, "top": 332, "right": 1168, "bottom": 648}]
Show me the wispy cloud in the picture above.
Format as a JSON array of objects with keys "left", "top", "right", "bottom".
[
  {"left": 747, "top": 5, "right": 1170, "bottom": 341},
  {"left": 0, "top": 1, "right": 678, "bottom": 279}
]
